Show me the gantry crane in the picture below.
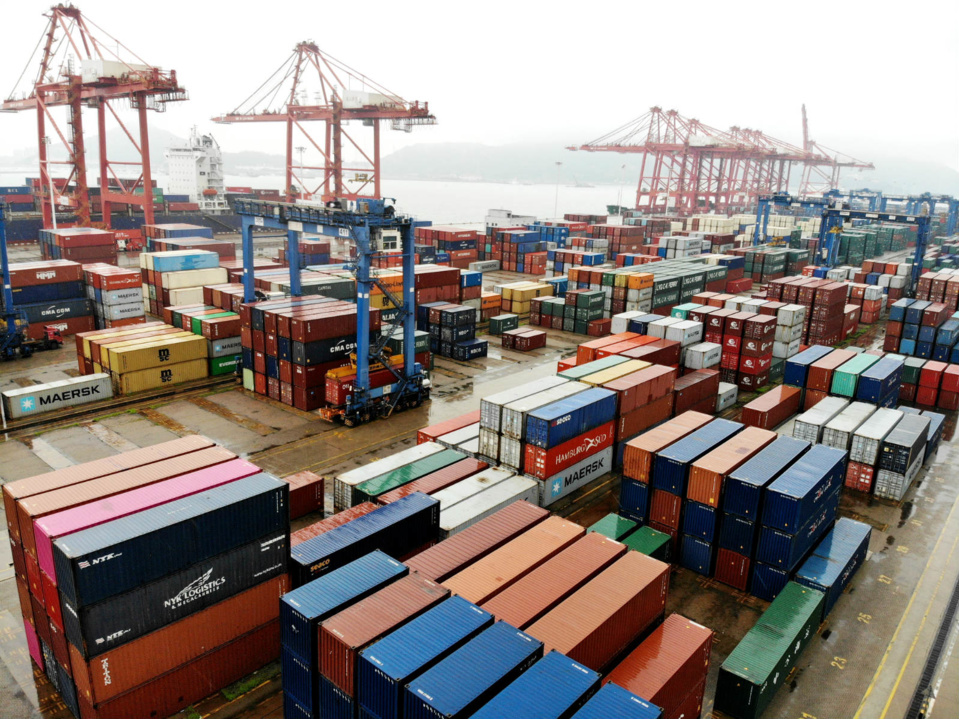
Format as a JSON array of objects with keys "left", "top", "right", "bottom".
[
  {"left": 1, "top": 4, "right": 187, "bottom": 228},
  {"left": 753, "top": 192, "right": 836, "bottom": 245},
  {"left": 213, "top": 42, "right": 435, "bottom": 203}
]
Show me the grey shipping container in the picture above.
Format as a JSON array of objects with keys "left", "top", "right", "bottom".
[
  {"left": 2, "top": 374, "right": 113, "bottom": 419},
  {"left": 101, "top": 302, "right": 145, "bottom": 321},
  {"left": 820, "top": 403, "right": 876, "bottom": 451},
  {"left": 480, "top": 376, "right": 568, "bottom": 432},
  {"left": 849, "top": 408, "right": 903, "bottom": 466},
  {"left": 792, "top": 397, "right": 850, "bottom": 444},
  {"left": 209, "top": 336, "right": 243, "bottom": 358}
]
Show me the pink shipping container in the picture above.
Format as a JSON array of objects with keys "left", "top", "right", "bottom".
[
  {"left": 604, "top": 613, "right": 714, "bottom": 719},
  {"left": 417, "top": 410, "right": 482, "bottom": 444},
  {"left": 404, "top": 501, "right": 549, "bottom": 582},
  {"left": 442, "top": 516, "right": 585, "bottom": 604},
  {"left": 24, "top": 618, "right": 43, "bottom": 669},
  {"left": 376, "top": 458, "right": 489, "bottom": 504},
  {"left": 318, "top": 574, "right": 449, "bottom": 696},
  {"left": 479, "top": 532, "right": 626, "bottom": 629},
  {"left": 526, "top": 551, "right": 669, "bottom": 672}
]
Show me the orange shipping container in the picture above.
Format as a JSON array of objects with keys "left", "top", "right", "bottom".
[
  {"left": 622, "top": 412, "right": 714, "bottom": 483},
  {"left": 441, "top": 516, "right": 584, "bottom": 604},
  {"left": 741, "top": 385, "right": 802, "bottom": 430},
  {"left": 806, "top": 349, "right": 856, "bottom": 392},
  {"left": 686, "top": 427, "right": 777, "bottom": 507}
]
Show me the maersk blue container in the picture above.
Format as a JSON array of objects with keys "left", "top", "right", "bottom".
[
  {"left": 619, "top": 478, "right": 651, "bottom": 523},
  {"left": 900, "top": 339, "right": 917, "bottom": 355},
  {"left": 472, "top": 650, "right": 600, "bottom": 719},
  {"left": 856, "top": 356, "right": 905, "bottom": 404},
  {"left": 889, "top": 299, "right": 913, "bottom": 323},
  {"left": 680, "top": 535, "right": 714, "bottom": 575},
  {"left": 784, "top": 345, "right": 834, "bottom": 387},
  {"left": 757, "top": 489, "right": 840, "bottom": 570},
  {"left": 570, "top": 683, "right": 663, "bottom": 719},
  {"left": 358, "top": 596, "right": 494, "bottom": 719},
  {"left": 719, "top": 513, "right": 757, "bottom": 554},
  {"left": 751, "top": 562, "right": 791, "bottom": 602},
  {"left": 150, "top": 251, "right": 219, "bottom": 272},
  {"left": 682, "top": 501, "right": 718, "bottom": 542},
  {"left": 901, "top": 323, "right": 919, "bottom": 341},
  {"left": 652, "top": 419, "right": 743, "bottom": 495},
  {"left": 405, "top": 622, "right": 543, "bottom": 719},
  {"left": 723, "top": 436, "right": 810, "bottom": 520},
  {"left": 525, "top": 387, "right": 618, "bottom": 449},
  {"left": 762, "top": 445, "right": 846, "bottom": 533},
  {"left": 794, "top": 517, "right": 871, "bottom": 619},
  {"left": 290, "top": 493, "right": 438, "bottom": 586}
]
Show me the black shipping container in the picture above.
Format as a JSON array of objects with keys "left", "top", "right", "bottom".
[
  {"left": 879, "top": 414, "right": 930, "bottom": 474},
  {"left": 441, "top": 307, "right": 476, "bottom": 327},
  {"left": 440, "top": 326, "right": 476, "bottom": 343},
  {"left": 63, "top": 531, "right": 288, "bottom": 658},
  {"left": 53, "top": 473, "right": 289, "bottom": 609},
  {"left": 292, "top": 334, "right": 375, "bottom": 365},
  {"left": 19, "top": 299, "right": 93, "bottom": 324}
]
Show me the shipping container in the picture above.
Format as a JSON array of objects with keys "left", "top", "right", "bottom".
[
  {"left": 525, "top": 388, "right": 618, "bottom": 449},
  {"left": 740, "top": 385, "right": 801, "bottom": 431},
  {"left": 405, "top": 501, "right": 548, "bottom": 582},
  {"left": 723, "top": 436, "right": 811, "bottom": 520},
  {"left": 604, "top": 613, "right": 713, "bottom": 719},
  {"left": 757, "top": 489, "right": 841, "bottom": 571},
  {"left": 113, "top": 357, "right": 209, "bottom": 394},
  {"left": 376, "top": 458, "right": 489, "bottom": 504},
  {"left": 480, "top": 532, "right": 627, "bottom": 629},
  {"left": 334, "top": 443, "right": 444, "bottom": 509},
  {"left": 480, "top": 376, "right": 569, "bottom": 432},
  {"left": 792, "top": 396, "right": 850, "bottom": 444},
  {"left": 794, "top": 517, "right": 871, "bottom": 620},
  {"left": 622, "top": 412, "right": 714, "bottom": 483},
  {"left": 500, "top": 382, "right": 589, "bottom": 440},
  {"left": 281, "top": 470, "right": 324, "bottom": 519},
  {"left": 357, "top": 596, "right": 494, "bottom": 719},
  {"left": 856, "top": 356, "right": 905, "bottom": 404},
  {"left": 526, "top": 551, "right": 669, "bottom": 671},
  {"left": 569, "top": 682, "right": 663, "bottom": 719},
  {"left": 431, "top": 468, "right": 515, "bottom": 511},
  {"left": 440, "top": 475, "right": 540, "bottom": 537},
  {"left": 762, "top": 445, "right": 846, "bottom": 532},
  {"left": 652, "top": 419, "right": 744, "bottom": 495},
  {"left": 525, "top": 421, "right": 616, "bottom": 480},
  {"left": 715, "top": 582, "right": 825, "bottom": 719},
  {"left": 879, "top": 414, "right": 930, "bottom": 475},
  {"left": 472, "top": 650, "right": 601, "bottom": 719},
  {"left": 290, "top": 493, "right": 439, "bottom": 586},
  {"left": 1, "top": 374, "right": 113, "bottom": 420},
  {"left": 353, "top": 449, "right": 467, "bottom": 504},
  {"left": 404, "top": 621, "right": 544, "bottom": 719},
  {"left": 686, "top": 427, "right": 777, "bottom": 508},
  {"left": 538, "top": 447, "right": 614, "bottom": 507},
  {"left": 622, "top": 526, "right": 672, "bottom": 563},
  {"left": 588, "top": 513, "right": 639, "bottom": 541},
  {"left": 821, "top": 402, "right": 877, "bottom": 450}
]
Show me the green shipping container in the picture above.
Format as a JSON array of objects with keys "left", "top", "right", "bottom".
[
  {"left": 576, "top": 291, "right": 605, "bottom": 310},
  {"left": 588, "top": 514, "right": 638, "bottom": 541},
  {"left": 671, "top": 303, "right": 702, "bottom": 320},
  {"left": 715, "top": 582, "right": 825, "bottom": 719},
  {"left": 353, "top": 448, "right": 465, "bottom": 504},
  {"left": 384, "top": 330, "right": 430, "bottom": 355},
  {"left": 210, "top": 354, "right": 241, "bottom": 376},
  {"left": 490, "top": 314, "right": 519, "bottom": 335},
  {"left": 903, "top": 357, "right": 927, "bottom": 385},
  {"left": 830, "top": 353, "right": 881, "bottom": 396},
  {"left": 622, "top": 526, "right": 671, "bottom": 563}
]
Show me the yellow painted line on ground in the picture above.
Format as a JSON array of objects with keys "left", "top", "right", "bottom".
[{"left": 854, "top": 496, "right": 959, "bottom": 719}]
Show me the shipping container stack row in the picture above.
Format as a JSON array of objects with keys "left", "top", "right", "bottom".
[
  {"left": 160, "top": 303, "right": 243, "bottom": 376},
  {"left": 530, "top": 288, "right": 608, "bottom": 336},
  {"left": 789, "top": 263, "right": 893, "bottom": 322},
  {"left": 766, "top": 276, "right": 859, "bottom": 345},
  {"left": 275, "top": 237, "right": 331, "bottom": 268},
  {"left": 286, "top": 496, "right": 711, "bottom": 719},
  {"left": 885, "top": 297, "right": 959, "bottom": 360},
  {"left": 417, "top": 301, "right": 488, "bottom": 360},
  {"left": 38, "top": 227, "right": 118, "bottom": 266},
  {"left": 4, "top": 260, "right": 96, "bottom": 339},
  {"left": 139, "top": 250, "right": 228, "bottom": 316},
  {"left": 414, "top": 225, "right": 481, "bottom": 269},
  {"left": 141, "top": 222, "right": 215, "bottom": 243},
  {"left": 3, "top": 436, "right": 291, "bottom": 719},
  {"left": 146, "top": 236, "right": 237, "bottom": 260},
  {"left": 82, "top": 264, "right": 146, "bottom": 329}
]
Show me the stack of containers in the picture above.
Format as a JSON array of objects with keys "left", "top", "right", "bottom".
[
  {"left": 5, "top": 260, "right": 95, "bottom": 339},
  {"left": 142, "top": 223, "right": 214, "bottom": 245},
  {"left": 478, "top": 377, "right": 569, "bottom": 464},
  {"left": 501, "top": 328, "right": 548, "bottom": 352},
  {"left": 5, "top": 437, "right": 291, "bottom": 719},
  {"left": 773, "top": 303, "right": 806, "bottom": 367},
  {"left": 140, "top": 250, "right": 227, "bottom": 316},
  {"left": 752, "top": 444, "right": 845, "bottom": 601},
  {"left": 604, "top": 614, "right": 714, "bottom": 719},
  {"left": 148, "top": 236, "right": 236, "bottom": 261},
  {"left": 793, "top": 397, "right": 851, "bottom": 444},
  {"left": 740, "top": 385, "right": 802, "bottom": 430},
  {"left": 794, "top": 517, "right": 872, "bottom": 619},
  {"left": 420, "top": 302, "right": 487, "bottom": 360},
  {"left": 801, "top": 349, "right": 856, "bottom": 409},
  {"left": 874, "top": 413, "right": 930, "bottom": 501},
  {"left": 82, "top": 264, "right": 145, "bottom": 329},
  {"left": 855, "top": 355, "right": 905, "bottom": 408},
  {"left": 681, "top": 427, "right": 777, "bottom": 576},
  {"left": 821, "top": 402, "right": 877, "bottom": 452},
  {"left": 738, "top": 314, "right": 777, "bottom": 391},
  {"left": 845, "top": 408, "right": 904, "bottom": 493},
  {"left": 805, "top": 280, "right": 847, "bottom": 346},
  {"left": 38, "top": 227, "right": 117, "bottom": 266},
  {"left": 496, "top": 381, "right": 589, "bottom": 472}
]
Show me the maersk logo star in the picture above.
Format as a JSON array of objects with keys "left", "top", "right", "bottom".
[
  {"left": 552, "top": 479, "right": 562, "bottom": 495},
  {"left": 20, "top": 397, "right": 35, "bottom": 412}
]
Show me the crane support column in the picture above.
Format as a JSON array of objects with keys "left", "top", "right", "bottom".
[
  {"left": 286, "top": 229, "right": 302, "bottom": 296},
  {"left": 241, "top": 217, "right": 256, "bottom": 303}
]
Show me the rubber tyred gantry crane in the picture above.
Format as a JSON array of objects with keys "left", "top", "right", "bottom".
[
  {"left": 212, "top": 42, "right": 436, "bottom": 203},
  {"left": 2, "top": 4, "right": 187, "bottom": 229}
]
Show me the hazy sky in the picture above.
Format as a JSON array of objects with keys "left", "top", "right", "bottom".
[{"left": 2, "top": 0, "right": 957, "bottom": 171}]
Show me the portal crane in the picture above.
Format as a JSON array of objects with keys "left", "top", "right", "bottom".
[
  {"left": 233, "top": 197, "right": 428, "bottom": 425},
  {"left": 213, "top": 42, "right": 435, "bottom": 203},
  {"left": 1, "top": 4, "right": 187, "bottom": 228}
]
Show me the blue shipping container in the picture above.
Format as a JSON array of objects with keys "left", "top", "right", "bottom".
[
  {"left": 750, "top": 562, "right": 791, "bottom": 602},
  {"left": 10, "top": 281, "right": 85, "bottom": 304},
  {"left": 918, "top": 325, "right": 937, "bottom": 344},
  {"left": 318, "top": 675, "right": 356, "bottom": 719},
  {"left": 724, "top": 436, "right": 810, "bottom": 520},
  {"left": 652, "top": 419, "right": 744, "bottom": 495},
  {"left": 284, "top": 692, "right": 312, "bottom": 719},
  {"left": 757, "top": 489, "right": 841, "bottom": 570},
  {"left": 856, "top": 356, "right": 904, "bottom": 404},
  {"left": 762, "top": 444, "right": 846, "bottom": 532},
  {"left": 794, "top": 517, "right": 871, "bottom": 619},
  {"left": 151, "top": 251, "right": 220, "bottom": 272},
  {"left": 358, "top": 596, "right": 494, "bottom": 719},
  {"left": 619, "top": 478, "right": 651, "bottom": 523},
  {"left": 905, "top": 300, "right": 931, "bottom": 325},
  {"left": 900, "top": 339, "right": 916, "bottom": 356},
  {"left": 784, "top": 345, "right": 838, "bottom": 387},
  {"left": 916, "top": 341, "right": 933, "bottom": 359},
  {"left": 922, "top": 410, "right": 946, "bottom": 460},
  {"left": 569, "top": 683, "right": 663, "bottom": 719},
  {"left": 718, "top": 513, "right": 757, "bottom": 554},
  {"left": 53, "top": 473, "right": 289, "bottom": 608},
  {"left": 472, "top": 650, "right": 600, "bottom": 719},
  {"left": 680, "top": 535, "right": 714, "bottom": 575},
  {"left": 525, "top": 388, "right": 618, "bottom": 449},
  {"left": 682, "top": 501, "right": 718, "bottom": 542},
  {"left": 902, "top": 323, "right": 919, "bottom": 341},
  {"left": 404, "top": 621, "right": 543, "bottom": 719},
  {"left": 18, "top": 299, "right": 93, "bottom": 324}
]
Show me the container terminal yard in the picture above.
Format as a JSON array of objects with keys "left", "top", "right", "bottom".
[{"left": 2, "top": 5, "right": 959, "bottom": 719}]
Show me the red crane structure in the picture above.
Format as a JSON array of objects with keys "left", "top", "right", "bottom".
[
  {"left": 212, "top": 42, "right": 435, "bottom": 203},
  {"left": 2, "top": 4, "right": 186, "bottom": 229},
  {"left": 798, "top": 104, "right": 874, "bottom": 195},
  {"left": 568, "top": 106, "right": 872, "bottom": 214}
]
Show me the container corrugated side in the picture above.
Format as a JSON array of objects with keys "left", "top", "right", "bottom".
[
  {"left": 500, "top": 382, "right": 589, "bottom": 440},
  {"left": 480, "top": 376, "right": 568, "bottom": 432},
  {"left": 353, "top": 449, "right": 467, "bottom": 504},
  {"left": 376, "top": 459, "right": 488, "bottom": 505},
  {"left": 821, "top": 401, "right": 877, "bottom": 449},
  {"left": 431, "top": 467, "right": 515, "bottom": 511},
  {"left": 404, "top": 621, "right": 544, "bottom": 719},
  {"left": 439, "top": 476, "right": 540, "bottom": 538},
  {"left": 569, "top": 683, "right": 663, "bottom": 719},
  {"left": 723, "top": 436, "right": 810, "bottom": 520},
  {"left": 762, "top": 445, "right": 846, "bottom": 533},
  {"left": 471, "top": 650, "right": 601, "bottom": 719},
  {"left": 2, "top": 374, "right": 112, "bottom": 419},
  {"left": 622, "top": 411, "right": 714, "bottom": 483},
  {"left": 686, "top": 427, "right": 777, "bottom": 508},
  {"left": 442, "top": 516, "right": 585, "bottom": 604},
  {"left": 107, "top": 334, "right": 208, "bottom": 373},
  {"left": 757, "top": 489, "right": 841, "bottom": 570},
  {"left": 334, "top": 444, "right": 444, "bottom": 509},
  {"left": 526, "top": 551, "right": 669, "bottom": 672},
  {"left": 480, "top": 533, "right": 626, "bottom": 629},
  {"left": 794, "top": 518, "right": 871, "bottom": 619},
  {"left": 114, "top": 358, "right": 208, "bottom": 394},
  {"left": 652, "top": 419, "right": 744, "bottom": 495},
  {"left": 405, "top": 501, "right": 548, "bottom": 582},
  {"left": 792, "top": 397, "right": 850, "bottom": 444}
]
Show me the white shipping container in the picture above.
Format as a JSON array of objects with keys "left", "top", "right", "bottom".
[
  {"left": 166, "top": 287, "right": 205, "bottom": 305},
  {"left": 773, "top": 339, "right": 801, "bottom": 359},
  {"left": 716, "top": 382, "right": 738, "bottom": 412},
  {"left": 611, "top": 311, "right": 644, "bottom": 335},
  {"left": 724, "top": 298, "right": 745, "bottom": 312},
  {"left": 101, "top": 288, "right": 144, "bottom": 306},
  {"left": 468, "top": 260, "right": 500, "bottom": 272},
  {"left": 648, "top": 317, "right": 682, "bottom": 338},
  {"left": 684, "top": 342, "right": 722, "bottom": 370},
  {"left": 160, "top": 268, "right": 228, "bottom": 290},
  {"left": 2, "top": 374, "right": 113, "bottom": 420},
  {"left": 793, "top": 397, "right": 850, "bottom": 444},
  {"left": 334, "top": 443, "right": 444, "bottom": 508},
  {"left": 741, "top": 299, "right": 768, "bottom": 313},
  {"left": 821, "top": 402, "right": 877, "bottom": 450},
  {"left": 774, "top": 324, "right": 804, "bottom": 343},
  {"left": 440, "top": 475, "right": 540, "bottom": 538},
  {"left": 437, "top": 423, "right": 480, "bottom": 449},
  {"left": 480, "top": 376, "right": 568, "bottom": 431},
  {"left": 499, "top": 436, "right": 523, "bottom": 470},
  {"left": 874, "top": 454, "right": 923, "bottom": 502},
  {"left": 538, "top": 447, "right": 614, "bottom": 507},
  {"left": 500, "top": 382, "right": 588, "bottom": 440},
  {"left": 665, "top": 320, "right": 703, "bottom": 347},
  {"left": 432, "top": 467, "right": 515, "bottom": 511},
  {"left": 849, "top": 408, "right": 904, "bottom": 466},
  {"left": 478, "top": 427, "right": 501, "bottom": 461},
  {"left": 626, "top": 300, "right": 653, "bottom": 313},
  {"left": 101, "top": 302, "right": 145, "bottom": 321},
  {"left": 777, "top": 304, "right": 806, "bottom": 327},
  {"left": 458, "top": 438, "right": 479, "bottom": 456}
]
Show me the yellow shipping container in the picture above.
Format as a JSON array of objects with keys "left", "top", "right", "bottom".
[
  {"left": 82, "top": 326, "right": 162, "bottom": 360},
  {"left": 511, "top": 300, "right": 531, "bottom": 314},
  {"left": 108, "top": 335, "right": 209, "bottom": 374},
  {"left": 113, "top": 358, "right": 209, "bottom": 395},
  {"left": 579, "top": 359, "right": 652, "bottom": 387},
  {"left": 98, "top": 331, "right": 193, "bottom": 370}
]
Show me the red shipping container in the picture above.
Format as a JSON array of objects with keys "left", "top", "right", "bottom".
[
  {"left": 806, "top": 349, "right": 856, "bottom": 391},
  {"left": 723, "top": 335, "right": 742, "bottom": 353},
  {"left": 941, "top": 366, "right": 959, "bottom": 393},
  {"left": 650, "top": 489, "right": 682, "bottom": 530},
  {"left": 319, "top": 574, "right": 449, "bottom": 696},
  {"left": 920, "top": 361, "right": 946, "bottom": 389},
  {"left": 686, "top": 427, "right": 777, "bottom": 507},
  {"left": 739, "top": 354, "right": 772, "bottom": 374},
  {"left": 281, "top": 471, "right": 324, "bottom": 519},
  {"left": 524, "top": 421, "right": 616, "bottom": 479},
  {"left": 741, "top": 385, "right": 802, "bottom": 430},
  {"left": 741, "top": 338, "right": 773, "bottom": 358},
  {"left": 714, "top": 548, "right": 751, "bottom": 591},
  {"left": 622, "top": 412, "right": 714, "bottom": 483},
  {"left": 7, "top": 260, "right": 83, "bottom": 287},
  {"left": 899, "top": 383, "right": 917, "bottom": 403},
  {"left": 883, "top": 335, "right": 901, "bottom": 353},
  {"left": 617, "top": 393, "right": 675, "bottom": 441},
  {"left": 603, "top": 613, "right": 713, "bottom": 719},
  {"left": 844, "top": 462, "right": 875, "bottom": 493},
  {"left": 604, "top": 365, "right": 677, "bottom": 415},
  {"left": 737, "top": 370, "right": 770, "bottom": 392},
  {"left": 417, "top": 410, "right": 482, "bottom": 444},
  {"left": 916, "top": 385, "right": 938, "bottom": 407},
  {"left": 526, "top": 551, "right": 669, "bottom": 672},
  {"left": 406, "top": 501, "right": 548, "bottom": 582},
  {"left": 938, "top": 390, "right": 959, "bottom": 411}
]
